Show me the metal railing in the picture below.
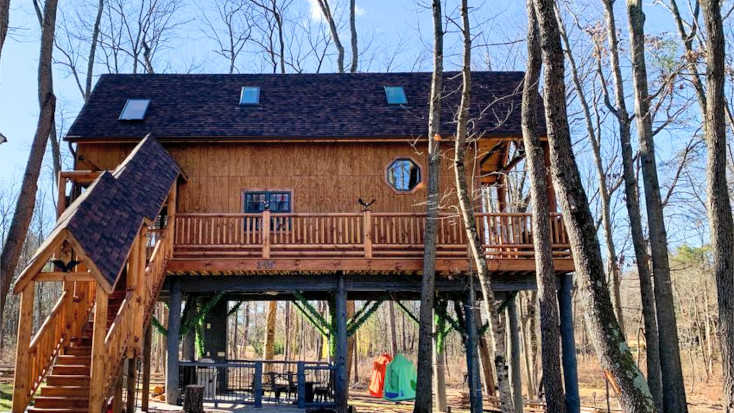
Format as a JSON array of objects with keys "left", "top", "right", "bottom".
[{"left": 178, "top": 359, "right": 334, "bottom": 408}]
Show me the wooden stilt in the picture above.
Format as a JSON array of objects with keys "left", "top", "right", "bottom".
[
  {"left": 113, "top": 367, "right": 124, "bottom": 413},
  {"left": 506, "top": 294, "right": 523, "bottom": 413},
  {"left": 11, "top": 283, "right": 34, "bottom": 413},
  {"left": 334, "top": 272, "right": 349, "bottom": 412},
  {"left": 558, "top": 273, "right": 580, "bottom": 413},
  {"left": 166, "top": 278, "right": 183, "bottom": 405},
  {"left": 464, "top": 281, "right": 483, "bottom": 413},
  {"left": 142, "top": 324, "right": 152, "bottom": 412},
  {"left": 89, "top": 286, "right": 109, "bottom": 413},
  {"left": 126, "top": 357, "right": 137, "bottom": 413}
]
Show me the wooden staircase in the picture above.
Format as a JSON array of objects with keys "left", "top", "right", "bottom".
[
  {"left": 12, "top": 218, "right": 174, "bottom": 413},
  {"left": 28, "top": 290, "right": 127, "bottom": 413}
]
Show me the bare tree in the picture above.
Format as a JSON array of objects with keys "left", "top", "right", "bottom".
[
  {"left": 700, "top": 1, "right": 734, "bottom": 410},
  {"left": 531, "top": 0, "right": 655, "bottom": 410},
  {"left": 413, "top": 0, "right": 442, "bottom": 411},
  {"left": 199, "top": 0, "right": 254, "bottom": 74},
  {"left": 627, "top": 1, "right": 688, "bottom": 410},
  {"left": 596, "top": 1, "right": 663, "bottom": 408},
  {"left": 522, "top": 1, "right": 565, "bottom": 412},
  {"left": 452, "top": 1, "right": 514, "bottom": 410},
  {"left": 0, "top": 0, "right": 58, "bottom": 354},
  {"left": 314, "top": 0, "right": 343, "bottom": 73}
]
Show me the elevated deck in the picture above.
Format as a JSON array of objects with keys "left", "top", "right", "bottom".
[{"left": 168, "top": 211, "right": 573, "bottom": 276}]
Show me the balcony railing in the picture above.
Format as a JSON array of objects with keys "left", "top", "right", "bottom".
[{"left": 173, "top": 211, "right": 571, "bottom": 260}]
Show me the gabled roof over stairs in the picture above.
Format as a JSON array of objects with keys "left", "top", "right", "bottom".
[{"left": 14, "top": 134, "right": 181, "bottom": 294}]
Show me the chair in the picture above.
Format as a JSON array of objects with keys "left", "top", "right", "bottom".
[
  {"left": 264, "top": 371, "right": 287, "bottom": 402},
  {"left": 286, "top": 371, "right": 298, "bottom": 400},
  {"left": 313, "top": 370, "right": 334, "bottom": 403}
]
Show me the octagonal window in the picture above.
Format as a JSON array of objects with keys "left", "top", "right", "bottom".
[{"left": 386, "top": 158, "right": 421, "bottom": 192}]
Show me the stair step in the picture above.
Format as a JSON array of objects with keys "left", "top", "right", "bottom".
[
  {"left": 56, "top": 355, "right": 91, "bottom": 365},
  {"left": 64, "top": 346, "right": 91, "bottom": 356},
  {"left": 46, "top": 374, "right": 89, "bottom": 386},
  {"left": 39, "top": 386, "right": 89, "bottom": 397},
  {"left": 28, "top": 408, "right": 88, "bottom": 413},
  {"left": 33, "top": 396, "right": 88, "bottom": 408},
  {"left": 51, "top": 365, "right": 89, "bottom": 375}
]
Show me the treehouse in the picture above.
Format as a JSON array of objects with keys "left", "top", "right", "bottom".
[{"left": 12, "top": 72, "right": 577, "bottom": 413}]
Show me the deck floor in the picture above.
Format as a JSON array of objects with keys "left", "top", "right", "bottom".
[{"left": 140, "top": 389, "right": 473, "bottom": 413}]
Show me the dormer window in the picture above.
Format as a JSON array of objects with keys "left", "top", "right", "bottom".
[
  {"left": 384, "top": 86, "right": 407, "bottom": 105},
  {"left": 119, "top": 99, "right": 150, "bottom": 120},
  {"left": 240, "top": 86, "right": 260, "bottom": 105}
]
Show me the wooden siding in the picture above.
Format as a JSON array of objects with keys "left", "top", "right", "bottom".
[{"left": 76, "top": 141, "right": 488, "bottom": 214}]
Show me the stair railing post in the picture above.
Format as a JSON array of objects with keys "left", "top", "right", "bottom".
[
  {"left": 262, "top": 210, "right": 271, "bottom": 259},
  {"left": 254, "top": 361, "right": 263, "bottom": 407},
  {"left": 363, "top": 211, "right": 372, "bottom": 258},
  {"left": 11, "top": 282, "right": 35, "bottom": 413},
  {"left": 297, "top": 361, "right": 306, "bottom": 408},
  {"left": 89, "top": 284, "right": 109, "bottom": 413}
]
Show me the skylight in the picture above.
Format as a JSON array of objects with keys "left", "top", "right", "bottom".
[
  {"left": 384, "top": 86, "right": 407, "bottom": 105},
  {"left": 240, "top": 86, "right": 260, "bottom": 105},
  {"left": 119, "top": 99, "right": 150, "bottom": 120}
]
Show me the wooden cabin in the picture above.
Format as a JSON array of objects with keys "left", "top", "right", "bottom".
[{"left": 11, "top": 72, "right": 576, "bottom": 413}]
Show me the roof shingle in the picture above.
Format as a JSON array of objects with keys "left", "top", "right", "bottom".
[{"left": 66, "top": 72, "right": 545, "bottom": 141}]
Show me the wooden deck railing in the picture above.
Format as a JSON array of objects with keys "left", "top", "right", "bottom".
[{"left": 173, "top": 211, "right": 572, "bottom": 260}]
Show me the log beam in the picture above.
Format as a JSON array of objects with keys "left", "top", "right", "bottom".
[{"left": 558, "top": 273, "right": 580, "bottom": 413}]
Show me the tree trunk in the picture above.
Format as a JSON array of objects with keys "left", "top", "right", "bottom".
[
  {"left": 433, "top": 331, "right": 447, "bottom": 412},
  {"left": 452, "top": 1, "right": 513, "bottom": 410},
  {"left": 626, "top": 2, "right": 688, "bottom": 410},
  {"left": 0, "top": 0, "right": 58, "bottom": 341},
  {"left": 316, "top": 0, "right": 344, "bottom": 73},
  {"left": 264, "top": 301, "right": 277, "bottom": 372},
  {"left": 521, "top": 3, "right": 565, "bottom": 411},
  {"left": 599, "top": 1, "right": 662, "bottom": 407},
  {"left": 475, "top": 308, "right": 496, "bottom": 396},
  {"left": 349, "top": 0, "right": 357, "bottom": 73},
  {"left": 0, "top": 0, "right": 9, "bottom": 64},
  {"left": 700, "top": 2, "right": 734, "bottom": 410},
  {"left": 413, "top": 1, "right": 442, "bottom": 411},
  {"left": 531, "top": 0, "right": 655, "bottom": 411},
  {"left": 388, "top": 301, "right": 399, "bottom": 356}
]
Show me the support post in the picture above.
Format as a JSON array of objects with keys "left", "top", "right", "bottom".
[
  {"left": 506, "top": 294, "right": 523, "bottom": 413},
  {"left": 297, "top": 361, "right": 306, "bottom": 408},
  {"left": 142, "top": 325, "right": 152, "bottom": 412},
  {"left": 166, "top": 278, "right": 183, "bottom": 405},
  {"left": 334, "top": 273, "right": 349, "bottom": 412},
  {"left": 89, "top": 286, "right": 109, "bottom": 413},
  {"left": 126, "top": 358, "right": 137, "bottom": 413},
  {"left": 558, "top": 273, "right": 580, "bottom": 413},
  {"left": 254, "top": 361, "right": 263, "bottom": 408},
  {"left": 262, "top": 210, "right": 271, "bottom": 258},
  {"left": 464, "top": 282, "right": 483, "bottom": 413},
  {"left": 363, "top": 210, "right": 372, "bottom": 258},
  {"left": 11, "top": 283, "right": 35, "bottom": 413},
  {"left": 56, "top": 173, "right": 67, "bottom": 218}
]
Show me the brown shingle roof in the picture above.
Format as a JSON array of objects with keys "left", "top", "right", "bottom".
[
  {"left": 19, "top": 135, "right": 179, "bottom": 290},
  {"left": 66, "top": 72, "right": 545, "bottom": 141}
]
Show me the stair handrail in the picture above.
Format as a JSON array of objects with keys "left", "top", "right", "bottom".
[
  {"left": 23, "top": 290, "right": 70, "bottom": 401},
  {"left": 100, "top": 290, "right": 136, "bottom": 403},
  {"left": 89, "top": 222, "right": 172, "bottom": 411}
]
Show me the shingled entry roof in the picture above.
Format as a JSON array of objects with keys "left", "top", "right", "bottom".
[
  {"left": 66, "top": 72, "right": 545, "bottom": 141},
  {"left": 19, "top": 135, "right": 180, "bottom": 290}
]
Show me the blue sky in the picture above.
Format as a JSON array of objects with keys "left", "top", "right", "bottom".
[{"left": 0, "top": 0, "right": 695, "bottom": 249}]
